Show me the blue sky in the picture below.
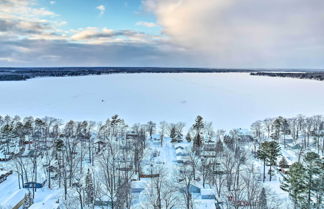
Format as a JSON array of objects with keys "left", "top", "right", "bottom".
[
  {"left": 39, "top": 0, "right": 160, "bottom": 34},
  {"left": 0, "top": 0, "right": 323, "bottom": 68}
]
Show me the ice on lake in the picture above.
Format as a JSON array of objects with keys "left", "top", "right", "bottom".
[{"left": 0, "top": 73, "right": 324, "bottom": 129}]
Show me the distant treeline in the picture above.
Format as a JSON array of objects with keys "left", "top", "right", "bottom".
[
  {"left": 0, "top": 67, "right": 255, "bottom": 81},
  {"left": 250, "top": 72, "right": 324, "bottom": 81},
  {"left": 1, "top": 67, "right": 323, "bottom": 81}
]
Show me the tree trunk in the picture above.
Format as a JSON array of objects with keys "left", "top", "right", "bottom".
[{"left": 263, "top": 159, "right": 266, "bottom": 182}]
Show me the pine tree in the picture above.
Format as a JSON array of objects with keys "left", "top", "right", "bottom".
[
  {"left": 170, "top": 127, "right": 177, "bottom": 142},
  {"left": 281, "top": 162, "right": 306, "bottom": 209},
  {"left": 281, "top": 118, "right": 290, "bottom": 146},
  {"left": 258, "top": 188, "right": 268, "bottom": 209},
  {"left": 303, "top": 152, "right": 321, "bottom": 209},
  {"left": 279, "top": 156, "right": 289, "bottom": 168},
  {"left": 312, "top": 157, "right": 324, "bottom": 208},
  {"left": 257, "top": 142, "right": 269, "bottom": 182},
  {"left": 192, "top": 115, "right": 204, "bottom": 155},
  {"left": 266, "top": 141, "right": 281, "bottom": 181}
]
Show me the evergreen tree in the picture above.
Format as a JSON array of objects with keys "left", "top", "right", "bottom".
[
  {"left": 266, "top": 141, "right": 281, "bottom": 181},
  {"left": 303, "top": 152, "right": 321, "bottom": 209},
  {"left": 257, "top": 142, "right": 269, "bottom": 182},
  {"left": 312, "top": 158, "right": 324, "bottom": 209},
  {"left": 192, "top": 115, "right": 204, "bottom": 155},
  {"left": 281, "top": 162, "right": 306, "bottom": 209},
  {"left": 281, "top": 118, "right": 290, "bottom": 146},
  {"left": 279, "top": 156, "right": 289, "bottom": 168},
  {"left": 258, "top": 188, "right": 268, "bottom": 209},
  {"left": 170, "top": 126, "right": 177, "bottom": 142}
]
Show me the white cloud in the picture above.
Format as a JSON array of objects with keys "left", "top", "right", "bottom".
[
  {"left": 50, "top": 1, "right": 56, "bottom": 5},
  {"left": 96, "top": 5, "right": 106, "bottom": 15},
  {"left": 0, "top": 0, "right": 58, "bottom": 38},
  {"left": 136, "top": 21, "right": 157, "bottom": 28},
  {"left": 70, "top": 27, "right": 163, "bottom": 45},
  {"left": 143, "top": 0, "right": 324, "bottom": 68}
]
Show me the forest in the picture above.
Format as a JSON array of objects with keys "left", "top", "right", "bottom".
[
  {"left": 0, "top": 114, "right": 323, "bottom": 209},
  {"left": 0, "top": 68, "right": 253, "bottom": 81},
  {"left": 250, "top": 72, "right": 324, "bottom": 81}
]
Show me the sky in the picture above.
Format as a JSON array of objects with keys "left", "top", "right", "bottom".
[{"left": 0, "top": 0, "right": 323, "bottom": 69}]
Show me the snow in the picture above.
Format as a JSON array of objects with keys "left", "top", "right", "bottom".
[
  {"left": 1, "top": 73, "right": 324, "bottom": 129},
  {"left": 0, "top": 175, "right": 25, "bottom": 208},
  {"left": 0, "top": 174, "right": 60, "bottom": 209},
  {"left": 29, "top": 188, "right": 60, "bottom": 209}
]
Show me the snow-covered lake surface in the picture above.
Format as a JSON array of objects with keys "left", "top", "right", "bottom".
[{"left": 0, "top": 73, "right": 324, "bottom": 129}]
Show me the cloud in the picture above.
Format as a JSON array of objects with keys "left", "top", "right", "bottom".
[
  {"left": 96, "top": 5, "right": 106, "bottom": 15},
  {"left": 0, "top": 0, "right": 55, "bottom": 17},
  {"left": 136, "top": 21, "right": 157, "bottom": 28},
  {"left": 70, "top": 27, "right": 163, "bottom": 44},
  {"left": 0, "top": 38, "right": 200, "bottom": 67},
  {"left": 143, "top": 0, "right": 324, "bottom": 68},
  {"left": 1, "top": 0, "right": 323, "bottom": 68},
  {"left": 50, "top": 1, "right": 56, "bottom": 5},
  {"left": 0, "top": 18, "right": 50, "bottom": 35},
  {"left": 0, "top": 0, "right": 58, "bottom": 39}
]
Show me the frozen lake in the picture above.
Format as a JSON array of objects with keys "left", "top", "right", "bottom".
[{"left": 0, "top": 73, "right": 324, "bottom": 129}]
